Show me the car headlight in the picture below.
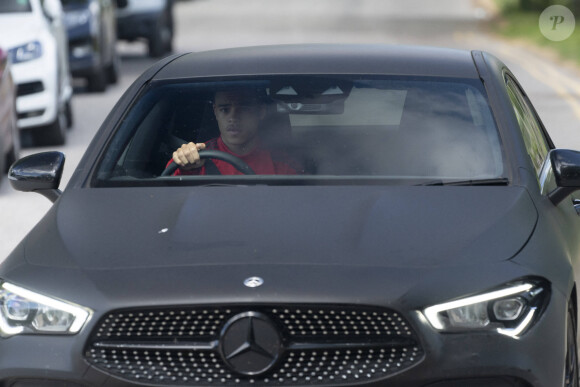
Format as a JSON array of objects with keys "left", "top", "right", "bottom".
[
  {"left": 423, "top": 280, "right": 549, "bottom": 338},
  {"left": 0, "top": 281, "right": 92, "bottom": 338},
  {"left": 9, "top": 41, "right": 42, "bottom": 64}
]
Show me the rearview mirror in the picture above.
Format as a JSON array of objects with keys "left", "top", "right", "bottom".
[
  {"left": 548, "top": 149, "right": 580, "bottom": 204},
  {"left": 270, "top": 79, "right": 353, "bottom": 115},
  {"left": 8, "top": 151, "right": 65, "bottom": 203}
]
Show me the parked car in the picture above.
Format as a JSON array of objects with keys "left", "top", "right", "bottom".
[
  {"left": 0, "top": 0, "right": 73, "bottom": 146},
  {"left": 115, "top": 0, "right": 174, "bottom": 58},
  {"left": 6, "top": 44, "right": 580, "bottom": 386},
  {"left": 61, "top": 0, "right": 120, "bottom": 92},
  {"left": 0, "top": 48, "right": 19, "bottom": 186}
]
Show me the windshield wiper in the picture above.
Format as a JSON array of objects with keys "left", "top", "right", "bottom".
[{"left": 418, "top": 177, "right": 510, "bottom": 186}]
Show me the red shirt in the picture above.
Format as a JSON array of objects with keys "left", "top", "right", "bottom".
[{"left": 170, "top": 137, "right": 299, "bottom": 176}]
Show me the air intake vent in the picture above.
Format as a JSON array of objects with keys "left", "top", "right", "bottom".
[{"left": 16, "top": 81, "right": 44, "bottom": 96}]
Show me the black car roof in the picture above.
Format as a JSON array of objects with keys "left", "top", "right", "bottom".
[{"left": 153, "top": 44, "right": 481, "bottom": 80}]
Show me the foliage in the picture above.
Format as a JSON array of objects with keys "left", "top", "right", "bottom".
[{"left": 491, "top": 0, "right": 580, "bottom": 64}]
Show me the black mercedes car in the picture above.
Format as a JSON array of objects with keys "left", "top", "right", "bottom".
[{"left": 5, "top": 44, "right": 580, "bottom": 386}]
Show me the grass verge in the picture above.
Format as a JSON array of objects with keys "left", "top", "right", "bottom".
[{"left": 490, "top": 3, "right": 580, "bottom": 65}]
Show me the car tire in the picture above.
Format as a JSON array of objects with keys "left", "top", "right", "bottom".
[
  {"left": 5, "top": 99, "right": 19, "bottom": 171},
  {"left": 5, "top": 136, "right": 20, "bottom": 174},
  {"left": 5, "top": 143, "right": 17, "bottom": 172},
  {"left": 566, "top": 303, "right": 579, "bottom": 387},
  {"left": 148, "top": 12, "right": 172, "bottom": 58},
  {"left": 87, "top": 67, "right": 108, "bottom": 92},
  {"left": 106, "top": 53, "right": 120, "bottom": 85},
  {"left": 65, "top": 100, "right": 73, "bottom": 129},
  {"left": 0, "top": 104, "right": 17, "bottom": 186},
  {"left": 2, "top": 141, "right": 19, "bottom": 187},
  {"left": 35, "top": 105, "right": 67, "bottom": 146},
  {"left": 0, "top": 146, "right": 5, "bottom": 186}
]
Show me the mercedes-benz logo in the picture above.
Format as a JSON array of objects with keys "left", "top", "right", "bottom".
[
  {"left": 244, "top": 277, "right": 264, "bottom": 288},
  {"left": 219, "top": 311, "right": 282, "bottom": 376}
]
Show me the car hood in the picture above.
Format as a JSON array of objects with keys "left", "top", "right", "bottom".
[
  {"left": 0, "top": 14, "right": 46, "bottom": 48},
  {"left": 23, "top": 185, "right": 537, "bottom": 271}
]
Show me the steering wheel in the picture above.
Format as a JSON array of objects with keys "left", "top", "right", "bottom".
[{"left": 161, "top": 149, "right": 255, "bottom": 176}]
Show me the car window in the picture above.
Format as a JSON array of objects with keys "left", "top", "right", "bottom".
[
  {"left": 0, "top": 0, "right": 32, "bottom": 13},
  {"left": 95, "top": 76, "right": 505, "bottom": 186},
  {"left": 505, "top": 75, "right": 550, "bottom": 177}
]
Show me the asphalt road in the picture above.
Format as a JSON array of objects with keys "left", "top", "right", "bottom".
[{"left": 1, "top": 0, "right": 580, "bottom": 259}]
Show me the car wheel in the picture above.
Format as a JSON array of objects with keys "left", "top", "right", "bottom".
[
  {"left": 35, "top": 105, "right": 67, "bottom": 146},
  {"left": 5, "top": 99, "right": 20, "bottom": 171},
  {"left": 0, "top": 101, "right": 17, "bottom": 185},
  {"left": 106, "top": 53, "right": 120, "bottom": 85},
  {"left": 5, "top": 137, "right": 20, "bottom": 173},
  {"left": 0, "top": 146, "right": 4, "bottom": 186},
  {"left": 87, "top": 67, "right": 108, "bottom": 92},
  {"left": 65, "top": 100, "right": 73, "bottom": 129},
  {"left": 5, "top": 144, "right": 17, "bottom": 172},
  {"left": 148, "top": 12, "right": 172, "bottom": 58},
  {"left": 3, "top": 141, "right": 19, "bottom": 189},
  {"left": 566, "top": 303, "right": 579, "bottom": 387}
]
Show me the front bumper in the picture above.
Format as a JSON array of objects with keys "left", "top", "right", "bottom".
[
  {"left": 12, "top": 56, "right": 58, "bottom": 130},
  {"left": 68, "top": 48, "right": 100, "bottom": 78},
  {"left": 116, "top": 12, "right": 161, "bottom": 41},
  {"left": 66, "top": 23, "right": 100, "bottom": 78},
  {"left": 0, "top": 288, "right": 567, "bottom": 387}
]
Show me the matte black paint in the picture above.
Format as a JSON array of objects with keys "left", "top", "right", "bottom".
[{"left": 4, "top": 44, "right": 580, "bottom": 386}]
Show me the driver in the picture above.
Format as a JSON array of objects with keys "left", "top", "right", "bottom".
[{"left": 168, "top": 88, "right": 301, "bottom": 175}]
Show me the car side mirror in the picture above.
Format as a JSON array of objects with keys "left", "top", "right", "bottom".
[
  {"left": 548, "top": 149, "right": 580, "bottom": 205},
  {"left": 116, "top": 0, "right": 129, "bottom": 9},
  {"left": 42, "top": 0, "right": 62, "bottom": 22},
  {"left": 8, "top": 152, "right": 65, "bottom": 203}
]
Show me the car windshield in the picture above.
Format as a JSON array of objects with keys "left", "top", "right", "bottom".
[
  {"left": 0, "top": 0, "right": 32, "bottom": 13},
  {"left": 95, "top": 76, "right": 505, "bottom": 186}
]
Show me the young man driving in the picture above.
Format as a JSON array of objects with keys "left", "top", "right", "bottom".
[{"left": 169, "top": 88, "right": 300, "bottom": 175}]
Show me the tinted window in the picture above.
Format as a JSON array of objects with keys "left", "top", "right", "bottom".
[
  {"left": 0, "top": 0, "right": 32, "bottom": 13},
  {"left": 96, "top": 76, "right": 505, "bottom": 185},
  {"left": 505, "top": 76, "right": 550, "bottom": 176}
]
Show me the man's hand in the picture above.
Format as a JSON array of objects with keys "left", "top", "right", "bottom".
[{"left": 172, "top": 142, "right": 207, "bottom": 170}]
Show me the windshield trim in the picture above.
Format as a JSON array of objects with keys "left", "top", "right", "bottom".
[
  {"left": 95, "top": 175, "right": 511, "bottom": 188},
  {"left": 417, "top": 177, "right": 510, "bottom": 186}
]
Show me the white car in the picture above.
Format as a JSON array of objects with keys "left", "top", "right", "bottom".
[{"left": 0, "top": 0, "right": 73, "bottom": 145}]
